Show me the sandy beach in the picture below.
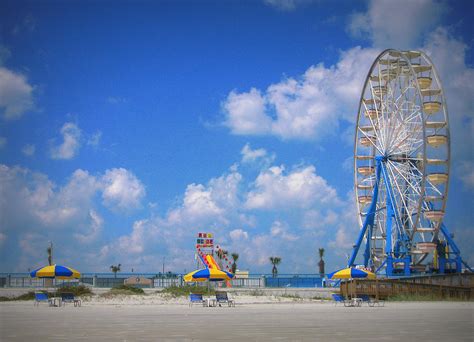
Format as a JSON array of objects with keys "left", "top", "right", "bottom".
[{"left": 1, "top": 294, "right": 472, "bottom": 341}]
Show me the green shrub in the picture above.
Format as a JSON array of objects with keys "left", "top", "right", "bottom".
[
  {"left": 161, "top": 284, "right": 215, "bottom": 298},
  {"left": 99, "top": 284, "right": 146, "bottom": 298},
  {"left": 0, "top": 291, "right": 35, "bottom": 301},
  {"left": 55, "top": 285, "right": 93, "bottom": 297},
  {"left": 280, "top": 293, "right": 301, "bottom": 299},
  {"left": 112, "top": 285, "right": 145, "bottom": 294}
]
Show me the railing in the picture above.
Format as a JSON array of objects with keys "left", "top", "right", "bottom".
[{"left": 0, "top": 273, "right": 326, "bottom": 289}]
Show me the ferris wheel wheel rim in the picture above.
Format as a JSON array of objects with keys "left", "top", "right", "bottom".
[{"left": 354, "top": 49, "right": 451, "bottom": 266}]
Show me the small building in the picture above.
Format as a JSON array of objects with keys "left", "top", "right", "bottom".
[
  {"left": 234, "top": 270, "right": 249, "bottom": 279},
  {"left": 124, "top": 276, "right": 152, "bottom": 288}
]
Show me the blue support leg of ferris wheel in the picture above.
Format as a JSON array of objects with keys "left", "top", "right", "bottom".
[{"left": 348, "top": 159, "right": 382, "bottom": 268}]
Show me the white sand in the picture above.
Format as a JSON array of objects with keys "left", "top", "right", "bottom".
[{"left": 0, "top": 294, "right": 472, "bottom": 341}]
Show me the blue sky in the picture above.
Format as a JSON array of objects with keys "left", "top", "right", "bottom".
[{"left": 0, "top": 0, "right": 473, "bottom": 274}]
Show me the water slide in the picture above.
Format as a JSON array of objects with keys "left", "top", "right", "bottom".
[{"left": 198, "top": 252, "right": 220, "bottom": 270}]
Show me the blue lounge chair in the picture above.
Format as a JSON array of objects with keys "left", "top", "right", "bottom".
[
  {"left": 359, "top": 294, "right": 384, "bottom": 307},
  {"left": 34, "top": 291, "right": 53, "bottom": 306},
  {"left": 61, "top": 292, "right": 81, "bottom": 307},
  {"left": 215, "top": 291, "right": 235, "bottom": 307},
  {"left": 189, "top": 293, "right": 205, "bottom": 307},
  {"left": 331, "top": 293, "right": 349, "bottom": 307}
]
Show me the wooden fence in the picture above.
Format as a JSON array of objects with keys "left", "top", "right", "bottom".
[{"left": 340, "top": 277, "right": 473, "bottom": 300}]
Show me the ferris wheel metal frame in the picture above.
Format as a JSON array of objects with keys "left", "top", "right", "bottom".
[{"left": 348, "top": 49, "right": 471, "bottom": 277}]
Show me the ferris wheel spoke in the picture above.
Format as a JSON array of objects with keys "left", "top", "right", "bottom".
[
  {"left": 387, "top": 160, "right": 423, "bottom": 197},
  {"left": 386, "top": 163, "right": 416, "bottom": 232}
]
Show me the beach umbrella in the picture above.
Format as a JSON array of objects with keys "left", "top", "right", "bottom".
[
  {"left": 327, "top": 267, "right": 376, "bottom": 280},
  {"left": 30, "top": 264, "right": 81, "bottom": 279},
  {"left": 183, "top": 268, "right": 234, "bottom": 282}
]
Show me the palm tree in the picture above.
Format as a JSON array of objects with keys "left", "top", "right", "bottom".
[
  {"left": 318, "top": 248, "right": 325, "bottom": 277},
  {"left": 231, "top": 253, "right": 239, "bottom": 274},
  {"left": 110, "top": 264, "right": 121, "bottom": 278},
  {"left": 47, "top": 246, "right": 52, "bottom": 266},
  {"left": 269, "top": 257, "right": 281, "bottom": 277}
]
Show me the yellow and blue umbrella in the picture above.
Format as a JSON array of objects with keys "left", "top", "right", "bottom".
[
  {"left": 328, "top": 267, "right": 376, "bottom": 280},
  {"left": 184, "top": 268, "right": 234, "bottom": 282},
  {"left": 30, "top": 264, "right": 81, "bottom": 279}
]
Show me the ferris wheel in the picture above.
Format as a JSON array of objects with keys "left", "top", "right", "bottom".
[{"left": 348, "top": 49, "right": 470, "bottom": 276}]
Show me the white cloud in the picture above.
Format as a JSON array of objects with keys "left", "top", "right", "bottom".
[
  {"left": 223, "top": 47, "right": 378, "bottom": 140},
  {"left": 22, "top": 144, "right": 35, "bottom": 156},
  {"left": 0, "top": 165, "right": 103, "bottom": 263},
  {"left": 0, "top": 67, "right": 34, "bottom": 120},
  {"left": 167, "top": 170, "right": 242, "bottom": 225},
  {"left": 50, "top": 122, "right": 82, "bottom": 160},
  {"left": 246, "top": 165, "right": 339, "bottom": 209},
  {"left": 348, "top": 0, "right": 446, "bottom": 48},
  {"left": 74, "top": 210, "right": 103, "bottom": 243},
  {"left": 0, "top": 164, "right": 146, "bottom": 238},
  {"left": 241, "top": 143, "right": 268, "bottom": 163},
  {"left": 0, "top": 136, "right": 6, "bottom": 149},
  {"left": 229, "top": 228, "right": 249, "bottom": 241},
  {"left": 101, "top": 168, "right": 146, "bottom": 211},
  {"left": 421, "top": 28, "right": 474, "bottom": 164},
  {"left": 302, "top": 209, "right": 338, "bottom": 233},
  {"left": 181, "top": 184, "right": 222, "bottom": 218},
  {"left": 223, "top": 88, "right": 271, "bottom": 135},
  {"left": 270, "top": 220, "right": 298, "bottom": 241}
]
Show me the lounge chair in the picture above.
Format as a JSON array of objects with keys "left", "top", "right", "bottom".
[
  {"left": 189, "top": 293, "right": 206, "bottom": 307},
  {"left": 331, "top": 293, "right": 349, "bottom": 307},
  {"left": 61, "top": 292, "right": 81, "bottom": 307},
  {"left": 358, "top": 294, "right": 384, "bottom": 307},
  {"left": 215, "top": 291, "right": 235, "bottom": 307},
  {"left": 34, "top": 291, "right": 53, "bottom": 307}
]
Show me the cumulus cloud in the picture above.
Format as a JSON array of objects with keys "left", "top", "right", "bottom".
[
  {"left": 74, "top": 210, "right": 103, "bottom": 243},
  {"left": 22, "top": 144, "right": 35, "bottom": 156},
  {"left": 0, "top": 165, "right": 103, "bottom": 266},
  {"left": 223, "top": 47, "right": 378, "bottom": 140},
  {"left": 421, "top": 28, "right": 474, "bottom": 164},
  {"left": 229, "top": 228, "right": 249, "bottom": 241},
  {"left": 167, "top": 170, "right": 242, "bottom": 225},
  {"left": 101, "top": 168, "right": 146, "bottom": 211},
  {"left": 348, "top": 0, "right": 446, "bottom": 48},
  {"left": 0, "top": 165, "right": 146, "bottom": 237},
  {"left": 50, "top": 122, "right": 82, "bottom": 160},
  {"left": 246, "top": 165, "right": 339, "bottom": 209},
  {"left": 0, "top": 67, "right": 35, "bottom": 120},
  {"left": 240, "top": 143, "right": 275, "bottom": 167},
  {"left": 223, "top": 88, "right": 271, "bottom": 135},
  {"left": 270, "top": 220, "right": 298, "bottom": 241},
  {"left": 0, "top": 164, "right": 151, "bottom": 270}
]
